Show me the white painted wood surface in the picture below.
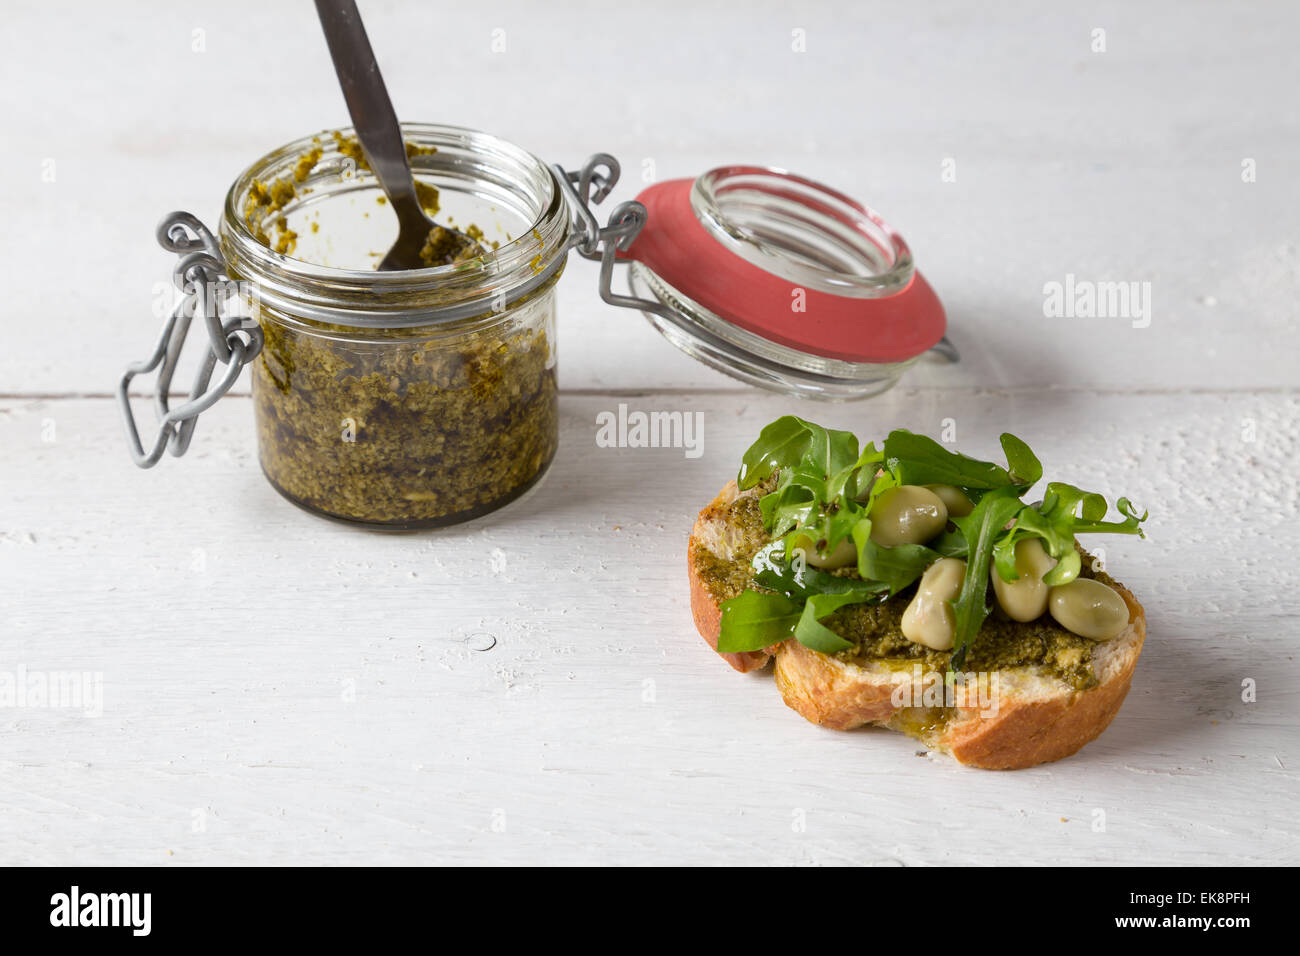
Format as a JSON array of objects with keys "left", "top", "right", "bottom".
[{"left": 2, "top": 1, "right": 1297, "bottom": 865}]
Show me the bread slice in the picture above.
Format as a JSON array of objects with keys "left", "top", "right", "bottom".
[
  {"left": 688, "top": 479, "right": 1147, "bottom": 769},
  {"left": 688, "top": 479, "right": 779, "bottom": 673}
]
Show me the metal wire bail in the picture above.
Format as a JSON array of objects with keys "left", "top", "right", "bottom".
[
  {"left": 553, "top": 156, "right": 675, "bottom": 322},
  {"left": 117, "top": 212, "right": 264, "bottom": 468}
]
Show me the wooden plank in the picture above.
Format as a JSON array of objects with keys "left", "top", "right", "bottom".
[
  {"left": 1, "top": 389, "right": 1295, "bottom": 864},
  {"left": 3, "top": 2, "right": 1298, "bottom": 396}
]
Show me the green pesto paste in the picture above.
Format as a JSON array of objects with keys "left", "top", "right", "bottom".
[
  {"left": 243, "top": 132, "right": 483, "bottom": 264},
  {"left": 695, "top": 488, "right": 1118, "bottom": 690},
  {"left": 253, "top": 313, "right": 557, "bottom": 528}
]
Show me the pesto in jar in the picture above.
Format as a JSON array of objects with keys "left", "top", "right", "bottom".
[
  {"left": 228, "top": 128, "right": 565, "bottom": 529},
  {"left": 252, "top": 309, "right": 558, "bottom": 528}
]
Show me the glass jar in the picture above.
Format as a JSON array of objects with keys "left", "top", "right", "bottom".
[
  {"left": 624, "top": 166, "right": 950, "bottom": 400},
  {"left": 119, "top": 127, "right": 954, "bottom": 516},
  {"left": 218, "top": 124, "right": 568, "bottom": 529}
]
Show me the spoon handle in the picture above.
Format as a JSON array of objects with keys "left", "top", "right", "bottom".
[{"left": 314, "top": 0, "right": 423, "bottom": 225}]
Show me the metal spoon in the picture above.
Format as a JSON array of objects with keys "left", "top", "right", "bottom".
[{"left": 314, "top": 0, "right": 471, "bottom": 270}]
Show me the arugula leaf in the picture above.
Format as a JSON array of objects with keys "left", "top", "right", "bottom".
[
  {"left": 882, "top": 430, "right": 1013, "bottom": 492},
  {"left": 999, "top": 432, "right": 1042, "bottom": 486},
  {"left": 784, "top": 497, "right": 868, "bottom": 559},
  {"left": 738, "top": 416, "right": 858, "bottom": 491},
  {"left": 717, "top": 590, "right": 801, "bottom": 653},
  {"left": 1069, "top": 495, "right": 1148, "bottom": 536},
  {"left": 992, "top": 484, "right": 1146, "bottom": 586},
  {"left": 947, "top": 486, "right": 1026, "bottom": 667},
  {"left": 928, "top": 525, "right": 969, "bottom": 558},
  {"left": 749, "top": 544, "right": 885, "bottom": 654},
  {"left": 736, "top": 417, "right": 812, "bottom": 490},
  {"left": 991, "top": 507, "right": 1080, "bottom": 586},
  {"left": 752, "top": 542, "right": 887, "bottom": 601},
  {"left": 743, "top": 419, "right": 885, "bottom": 543},
  {"left": 992, "top": 505, "right": 1062, "bottom": 582},
  {"left": 808, "top": 423, "right": 861, "bottom": 480},
  {"left": 826, "top": 442, "right": 886, "bottom": 504},
  {"left": 1044, "top": 550, "right": 1082, "bottom": 587},
  {"left": 793, "top": 593, "right": 861, "bottom": 654},
  {"left": 851, "top": 519, "right": 941, "bottom": 595},
  {"left": 1042, "top": 481, "right": 1108, "bottom": 523},
  {"left": 758, "top": 476, "right": 818, "bottom": 537}
]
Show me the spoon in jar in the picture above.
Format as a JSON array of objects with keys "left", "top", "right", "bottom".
[{"left": 314, "top": 0, "right": 476, "bottom": 270}]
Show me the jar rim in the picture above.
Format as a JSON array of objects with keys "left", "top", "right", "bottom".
[
  {"left": 219, "top": 123, "right": 570, "bottom": 328},
  {"left": 689, "top": 165, "right": 914, "bottom": 298}
]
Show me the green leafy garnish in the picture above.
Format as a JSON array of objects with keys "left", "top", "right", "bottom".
[
  {"left": 717, "top": 590, "right": 802, "bottom": 653},
  {"left": 998, "top": 433, "right": 1043, "bottom": 486},
  {"left": 947, "top": 486, "right": 1026, "bottom": 667},
  {"left": 738, "top": 416, "right": 860, "bottom": 491},
  {"left": 851, "top": 519, "right": 942, "bottom": 596},
  {"left": 992, "top": 483, "right": 1147, "bottom": 588},
  {"left": 716, "top": 417, "right": 1148, "bottom": 666},
  {"left": 793, "top": 594, "right": 860, "bottom": 654},
  {"left": 751, "top": 542, "right": 888, "bottom": 601},
  {"left": 881, "top": 430, "right": 1011, "bottom": 494}
]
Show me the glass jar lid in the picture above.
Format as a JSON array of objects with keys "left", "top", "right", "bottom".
[{"left": 599, "top": 165, "right": 952, "bottom": 400}]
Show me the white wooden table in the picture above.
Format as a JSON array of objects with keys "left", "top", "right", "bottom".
[{"left": 2, "top": 1, "right": 1296, "bottom": 865}]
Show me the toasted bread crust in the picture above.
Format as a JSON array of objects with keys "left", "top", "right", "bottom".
[
  {"left": 938, "top": 579, "right": 1144, "bottom": 768},
  {"left": 688, "top": 480, "right": 773, "bottom": 673},
  {"left": 772, "top": 643, "right": 902, "bottom": 729},
  {"left": 689, "top": 480, "right": 1147, "bottom": 768}
]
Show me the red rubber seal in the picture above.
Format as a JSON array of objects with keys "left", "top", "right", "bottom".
[{"left": 620, "top": 178, "right": 945, "bottom": 364}]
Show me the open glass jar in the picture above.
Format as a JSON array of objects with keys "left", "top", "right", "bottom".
[
  {"left": 623, "top": 165, "right": 948, "bottom": 399},
  {"left": 216, "top": 124, "right": 568, "bottom": 528},
  {"left": 118, "top": 122, "right": 952, "bottom": 529}
]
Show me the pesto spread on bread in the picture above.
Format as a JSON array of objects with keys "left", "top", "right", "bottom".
[{"left": 709, "top": 418, "right": 1147, "bottom": 687}]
